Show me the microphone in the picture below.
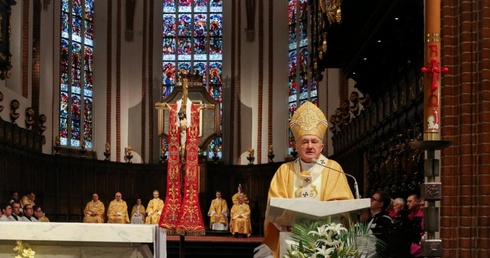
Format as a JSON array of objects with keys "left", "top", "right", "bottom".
[{"left": 310, "top": 158, "right": 361, "bottom": 199}]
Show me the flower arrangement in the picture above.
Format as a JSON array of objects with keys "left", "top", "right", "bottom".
[
  {"left": 285, "top": 217, "right": 379, "bottom": 258},
  {"left": 13, "top": 240, "right": 36, "bottom": 258}
]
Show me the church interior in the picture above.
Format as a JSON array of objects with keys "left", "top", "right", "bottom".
[{"left": 0, "top": 0, "right": 488, "bottom": 257}]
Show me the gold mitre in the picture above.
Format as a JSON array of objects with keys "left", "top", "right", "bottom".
[{"left": 290, "top": 101, "right": 328, "bottom": 140}]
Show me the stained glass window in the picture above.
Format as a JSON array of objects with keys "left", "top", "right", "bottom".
[
  {"left": 60, "top": 0, "right": 94, "bottom": 149},
  {"left": 288, "top": 0, "right": 317, "bottom": 153},
  {"left": 162, "top": 0, "right": 223, "bottom": 158}
]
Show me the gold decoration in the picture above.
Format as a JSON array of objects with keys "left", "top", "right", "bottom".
[
  {"left": 289, "top": 101, "right": 328, "bottom": 141},
  {"left": 322, "top": 0, "right": 344, "bottom": 24}
]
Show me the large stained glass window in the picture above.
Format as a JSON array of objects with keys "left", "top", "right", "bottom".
[
  {"left": 288, "top": 0, "right": 317, "bottom": 153},
  {"left": 60, "top": 0, "right": 94, "bottom": 149},
  {"left": 162, "top": 0, "right": 223, "bottom": 158}
]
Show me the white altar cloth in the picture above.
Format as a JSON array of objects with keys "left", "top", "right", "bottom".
[{"left": 0, "top": 222, "right": 166, "bottom": 258}]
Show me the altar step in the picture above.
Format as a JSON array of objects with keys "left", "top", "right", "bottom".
[{"left": 166, "top": 235, "right": 262, "bottom": 258}]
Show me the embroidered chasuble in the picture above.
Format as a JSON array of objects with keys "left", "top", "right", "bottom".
[
  {"left": 160, "top": 100, "right": 205, "bottom": 235},
  {"left": 263, "top": 155, "right": 354, "bottom": 258}
]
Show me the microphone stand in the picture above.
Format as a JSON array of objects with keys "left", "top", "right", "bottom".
[{"left": 310, "top": 158, "right": 361, "bottom": 199}]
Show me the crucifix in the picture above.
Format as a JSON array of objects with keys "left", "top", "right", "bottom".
[
  {"left": 156, "top": 78, "right": 215, "bottom": 164},
  {"left": 155, "top": 75, "right": 216, "bottom": 237}
]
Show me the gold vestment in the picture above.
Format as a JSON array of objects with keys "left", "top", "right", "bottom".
[
  {"left": 207, "top": 198, "right": 228, "bottom": 228},
  {"left": 230, "top": 202, "right": 252, "bottom": 237},
  {"left": 145, "top": 198, "right": 164, "bottom": 224},
  {"left": 83, "top": 200, "right": 105, "bottom": 223},
  {"left": 263, "top": 156, "right": 354, "bottom": 258},
  {"left": 107, "top": 199, "right": 130, "bottom": 224}
]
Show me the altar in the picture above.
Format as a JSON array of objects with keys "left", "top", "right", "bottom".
[{"left": 0, "top": 222, "right": 166, "bottom": 258}]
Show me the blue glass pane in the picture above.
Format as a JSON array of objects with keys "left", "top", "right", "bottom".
[
  {"left": 288, "top": 0, "right": 297, "bottom": 25},
  {"left": 210, "top": 38, "right": 222, "bottom": 56},
  {"left": 72, "top": 16, "right": 82, "bottom": 43},
  {"left": 84, "top": 97, "right": 93, "bottom": 143},
  {"left": 178, "top": 62, "right": 191, "bottom": 77},
  {"left": 72, "top": 0, "right": 82, "bottom": 17},
  {"left": 71, "top": 95, "right": 81, "bottom": 141},
  {"left": 194, "top": 14, "right": 207, "bottom": 37},
  {"left": 163, "top": 62, "right": 176, "bottom": 85},
  {"left": 178, "top": 14, "right": 192, "bottom": 36},
  {"left": 194, "top": 37, "right": 206, "bottom": 55},
  {"left": 177, "top": 38, "right": 192, "bottom": 55},
  {"left": 62, "top": 0, "right": 69, "bottom": 13},
  {"left": 163, "top": 38, "right": 176, "bottom": 55},
  {"left": 84, "top": 20, "right": 94, "bottom": 46},
  {"left": 209, "top": 62, "right": 222, "bottom": 85},
  {"left": 288, "top": 25, "right": 297, "bottom": 50},
  {"left": 289, "top": 51, "right": 297, "bottom": 76},
  {"left": 209, "top": 14, "right": 222, "bottom": 36},
  {"left": 193, "top": 62, "right": 207, "bottom": 83},
  {"left": 163, "top": 14, "right": 176, "bottom": 36},
  {"left": 163, "top": 0, "right": 176, "bottom": 12},
  {"left": 85, "top": 0, "right": 94, "bottom": 21},
  {"left": 61, "top": 13, "right": 70, "bottom": 39}
]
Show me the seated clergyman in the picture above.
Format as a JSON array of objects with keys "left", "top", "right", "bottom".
[
  {"left": 230, "top": 194, "right": 252, "bottom": 237},
  {"left": 208, "top": 190, "right": 229, "bottom": 230},
  {"left": 107, "top": 192, "right": 129, "bottom": 224},
  {"left": 83, "top": 193, "right": 105, "bottom": 223}
]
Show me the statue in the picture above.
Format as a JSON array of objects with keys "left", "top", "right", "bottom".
[
  {"left": 104, "top": 143, "right": 111, "bottom": 161},
  {"left": 125, "top": 146, "right": 133, "bottom": 163}
]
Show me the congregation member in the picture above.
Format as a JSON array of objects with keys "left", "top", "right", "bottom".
[
  {"left": 145, "top": 190, "right": 164, "bottom": 224},
  {"left": 9, "top": 191, "right": 19, "bottom": 204},
  {"left": 407, "top": 194, "right": 424, "bottom": 258},
  {"left": 20, "top": 192, "right": 36, "bottom": 209},
  {"left": 83, "top": 193, "right": 105, "bottom": 223},
  {"left": 254, "top": 101, "right": 354, "bottom": 258},
  {"left": 389, "top": 198, "right": 406, "bottom": 218},
  {"left": 229, "top": 194, "right": 252, "bottom": 237},
  {"left": 0, "top": 203, "right": 17, "bottom": 221},
  {"left": 231, "top": 184, "right": 249, "bottom": 205},
  {"left": 33, "top": 205, "right": 50, "bottom": 222},
  {"left": 107, "top": 192, "right": 129, "bottom": 224},
  {"left": 21, "top": 204, "right": 39, "bottom": 222},
  {"left": 207, "top": 190, "right": 229, "bottom": 230},
  {"left": 131, "top": 198, "right": 146, "bottom": 224},
  {"left": 11, "top": 201, "right": 23, "bottom": 221},
  {"left": 366, "top": 191, "right": 394, "bottom": 257}
]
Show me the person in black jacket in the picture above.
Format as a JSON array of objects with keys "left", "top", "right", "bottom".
[{"left": 367, "top": 191, "right": 394, "bottom": 257}]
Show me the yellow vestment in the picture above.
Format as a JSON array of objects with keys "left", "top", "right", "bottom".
[
  {"left": 145, "top": 198, "right": 164, "bottom": 224},
  {"left": 208, "top": 198, "right": 228, "bottom": 229},
  {"left": 230, "top": 202, "right": 252, "bottom": 237},
  {"left": 263, "top": 156, "right": 354, "bottom": 258},
  {"left": 107, "top": 199, "right": 130, "bottom": 224},
  {"left": 83, "top": 200, "right": 105, "bottom": 223},
  {"left": 38, "top": 216, "right": 50, "bottom": 222},
  {"left": 20, "top": 196, "right": 35, "bottom": 208}
]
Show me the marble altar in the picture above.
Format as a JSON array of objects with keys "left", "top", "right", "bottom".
[{"left": 0, "top": 222, "right": 166, "bottom": 258}]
